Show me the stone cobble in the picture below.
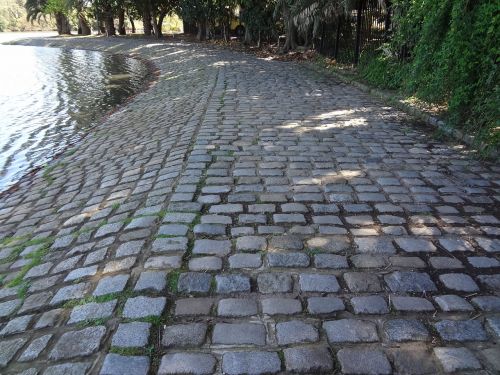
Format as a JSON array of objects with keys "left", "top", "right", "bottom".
[{"left": 0, "top": 35, "right": 498, "bottom": 374}]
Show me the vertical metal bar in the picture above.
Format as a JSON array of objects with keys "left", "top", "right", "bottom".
[{"left": 354, "top": 0, "right": 364, "bottom": 65}]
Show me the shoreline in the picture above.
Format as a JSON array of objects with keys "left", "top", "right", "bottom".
[{"left": 0, "top": 40, "right": 161, "bottom": 198}]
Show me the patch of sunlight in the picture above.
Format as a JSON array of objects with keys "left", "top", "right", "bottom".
[
  {"left": 212, "top": 61, "right": 230, "bottom": 67},
  {"left": 343, "top": 118, "right": 367, "bottom": 127},
  {"left": 281, "top": 122, "right": 302, "bottom": 129},
  {"left": 164, "top": 75, "right": 181, "bottom": 81},
  {"left": 143, "top": 43, "right": 165, "bottom": 48},
  {"left": 314, "top": 109, "right": 355, "bottom": 120},
  {"left": 340, "top": 170, "right": 364, "bottom": 178}
]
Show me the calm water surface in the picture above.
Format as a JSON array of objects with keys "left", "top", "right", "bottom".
[{"left": 0, "top": 45, "right": 150, "bottom": 191}]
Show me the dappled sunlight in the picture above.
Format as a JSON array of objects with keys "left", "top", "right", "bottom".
[
  {"left": 314, "top": 109, "right": 356, "bottom": 119},
  {"left": 212, "top": 61, "right": 230, "bottom": 67}
]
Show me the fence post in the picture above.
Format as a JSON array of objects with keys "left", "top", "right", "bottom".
[
  {"left": 334, "top": 15, "right": 341, "bottom": 59},
  {"left": 354, "top": 0, "right": 364, "bottom": 65}
]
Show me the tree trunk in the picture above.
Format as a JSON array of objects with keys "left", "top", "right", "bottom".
[
  {"left": 152, "top": 10, "right": 166, "bottom": 38},
  {"left": 78, "top": 14, "right": 91, "bottom": 35},
  {"left": 118, "top": 9, "right": 126, "bottom": 35},
  {"left": 142, "top": 8, "right": 152, "bottom": 36},
  {"left": 282, "top": 7, "right": 297, "bottom": 52},
  {"left": 157, "top": 12, "right": 166, "bottom": 38},
  {"left": 55, "top": 12, "right": 71, "bottom": 35},
  {"left": 243, "top": 25, "right": 251, "bottom": 44},
  {"left": 104, "top": 12, "right": 115, "bottom": 36},
  {"left": 129, "top": 16, "right": 136, "bottom": 33},
  {"left": 196, "top": 19, "right": 206, "bottom": 41}
]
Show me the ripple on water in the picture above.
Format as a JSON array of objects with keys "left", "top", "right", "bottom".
[{"left": 0, "top": 45, "right": 151, "bottom": 191}]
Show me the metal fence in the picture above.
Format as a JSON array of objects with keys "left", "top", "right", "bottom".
[{"left": 315, "top": 0, "right": 391, "bottom": 65}]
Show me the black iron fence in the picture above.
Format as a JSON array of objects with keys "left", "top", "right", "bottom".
[{"left": 315, "top": 0, "right": 391, "bottom": 65}]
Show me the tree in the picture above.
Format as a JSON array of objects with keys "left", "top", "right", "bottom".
[
  {"left": 239, "top": 0, "right": 274, "bottom": 46},
  {"left": 177, "top": 0, "right": 210, "bottom": 40},
  {"left": 67, "top": 0, "right": 91, "bottom": 34},
  {"left": 25, "top": 0, "right": 72, "bottom": 34},
  {"left": 151, "top": 0, "right": 177, "bottom": 37}
]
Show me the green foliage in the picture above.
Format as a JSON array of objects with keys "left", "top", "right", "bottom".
[
  {"left": 358, "top": 48, "right": 407, "bottom": 90},
  {"left": 358, "top": 0, "right": 499, "bottom": 154},
  {"left": 44, "top": 0, "right": 68, "bottom": 14},
  {"left": 0, "top": 0, "right": 54, "bottom": 30}
]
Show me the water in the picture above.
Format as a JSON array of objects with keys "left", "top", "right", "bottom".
[{"left": 0, "top": 44, "right": 151, "bottom": 192}]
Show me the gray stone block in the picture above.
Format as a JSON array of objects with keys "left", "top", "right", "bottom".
[
  {"left": 324, "top": 319, "right": 378, "bottom": 343},
  {"left": 284, "top": 346, "right": 333, "bottom": 372},
  {"left": 384, "top": 319, "right": 429, "bottom": 342},
  {"left": 337, "top": 348, "right": 392, "bottom": 375},
  {"left": 49, "top": 326, "right": 106, "bottom": 360},
  {"left": 158, "top": 353, "right": 216, "bottom": 375},
  {"left": 222, "top": 351, "right": 281, "bottom": 375},
  {"left": 276, "top": 320, "right": 318, "bottom": 345},
  {"left": 122, "top": 296, "right": 166, "bottom": 318},
  {"left": 112, "top": 322, "right": 151, "bottom": 348},
  {"left": 162, "top": 323, "right": 207, "bottom": 347},
  {"left": 212, "top": 323, "right": 266, "bottom": 345},
  {"left": 100, "top": 354, "right": 150, "bottom": 375}
]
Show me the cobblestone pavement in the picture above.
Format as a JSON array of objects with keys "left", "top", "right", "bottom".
[{"left": 0, "top": 36, "right": 499, "bottom": 375}]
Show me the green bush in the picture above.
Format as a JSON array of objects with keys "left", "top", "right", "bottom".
[
  {"left": 358, "top": 49, "right": 406, "bottom": 90},
  {"left": 358, "top": 0, "right": 499, "bottom": 154}
]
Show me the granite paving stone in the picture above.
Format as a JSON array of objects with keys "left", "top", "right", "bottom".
[
  {"left": 439, "top": 273, "right": 479, "bottom": 292},
  {"left": 384, "top": 319, "right": 430, "bottom": 341},
  {"left": 391, "top": 296, "right": 435, "bottom": 312},
  {"left": 351, "top": 295, "right": 389, "bottom": 314},
  {"left": 212, "top": 323, "right": 266, "bottom": 345},
  {"left": 222, "top": 351, "right": 281, "bottom": 375},
  {"left": 434, "top": 319, "right": 488, "bottom": 341},
  {"left": 218, "top": 298, "right": 258, "bottom": 316},
  {"left": 18, "top": 334, "right": 52, "bottom": 361},
  {"left": 178, "top": 272, "right": 212, "bottom": 293},
  {"left": 299, "top": 273, "right": 340, "bottom": 292},
  {"left": 434, "top": 295, "right": 474, "bottom": 311},
  {"left": 134, "top": 271, "right": 166, "bottom": 291},
  {"left": 0, "top": 337, "right": 27, "bottom": 367},
  {"left": 93, "top": 274, "right": 129, "bottom": 296},
  {"left": 122, "top": 296, "right": 166, "bottom": 319},
  {"left": 158, "top": 353, "right": 216, "bottom": 375},
  {"left": 0, "top": 37, "right": 498, "bottom": 374},
  {"left": 324, "top": 319, "right": 379, "bottom": 343},
  {"left": 384, "top": 271, "right": 437, "bottom": 292},
  {"left": 100, "top": 354, "right": 150, "bottom": 375},
  {"left": 257, "top": 273, "right": 292, "bottom": 293},
  {"left": 261, "top": 297, "right": 302, "bottom": 315},
  {"left": 434, "top": 347, "right": 482, "bottom": 372},
  {"left": 389, "top": 347, "right": 438, "bottom": 375},
  {"left": 337, "top": 348, "right": 392, "bottom": 375},
  {"left": 283, "top": 346, "right": 333, "bottom": 373},
  {"left": 215, "top": 274, "right": 250, "bottom": 294},
  {"left": 68, "top": 300, "right": 117, "bottom": 324},
  {"left": 49, "top": 326, "right": 106, "bottom": 360},
  {"left": 162, "top": 323, "right": 207, "bottom": 347},
  {"left": 307, "top": 296, "right": 345, "bottom": 314},
  {"left": 276, "top": 320, "right": 318, "bottom": 344},
  {"left": 111, "top": 322, "right": 151, "bottom": 348}
]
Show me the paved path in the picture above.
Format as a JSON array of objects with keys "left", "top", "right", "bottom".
[{"left": 0, "top": 37, "right": 499, "bottom": 375}]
